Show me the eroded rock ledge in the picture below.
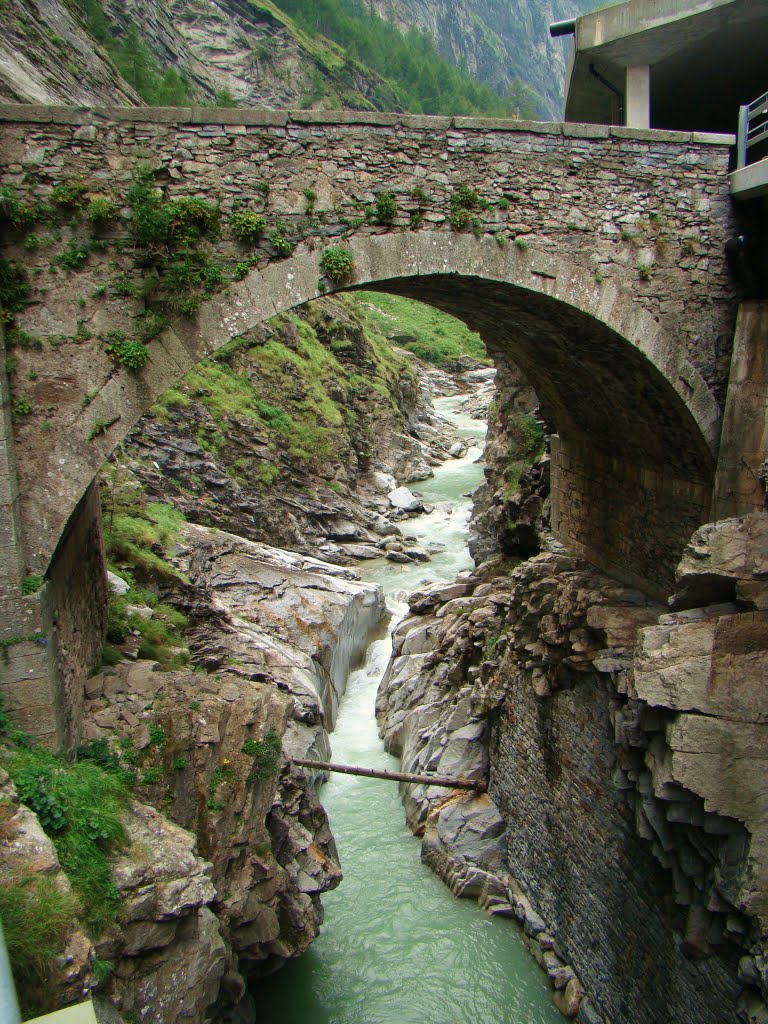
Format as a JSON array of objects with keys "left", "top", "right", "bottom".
[{"left": 377, "top": 513, "right": 768, "bottom": 1024}]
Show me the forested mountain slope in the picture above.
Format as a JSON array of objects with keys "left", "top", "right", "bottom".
[
  {"left": 0, "top": 0, "right": 596, "bottom": 118},
  {"left": 327, "top": 0, "right": 597, "bottom": 119}
]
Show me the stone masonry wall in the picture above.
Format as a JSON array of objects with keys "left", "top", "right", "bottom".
[
  {"left": 490, "top": 664, "right": 741, "bottom": 1024},
  {"left": 0, "top": 106, "right": 738, "bottom": 582},
  {"left": 550, "top": 434, "right": 712, "bottom": 598},
  {"left": 376, "top": 550, "right": 758, "bottom": 1023},
  {"left": 41, "top": 481, "right": 108, "bottom": 748},
  {"left": 0, "top": 106, "right": 738, "bottom": 397},
  {"left": 473, "top": 554, "right": 755, "bottom": 1024}
]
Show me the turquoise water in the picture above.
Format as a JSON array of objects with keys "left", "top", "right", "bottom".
[{"left": 256, "top": 397, "right": 562, "bottom": 1024}]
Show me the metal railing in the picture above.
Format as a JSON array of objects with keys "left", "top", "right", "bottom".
[{"left": 737, "top": 89, "right": 768, "bottom": 168}]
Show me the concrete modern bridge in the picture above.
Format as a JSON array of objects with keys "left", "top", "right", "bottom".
[{"left": 0, "top": 104, "right": 762, "bottom": 745}]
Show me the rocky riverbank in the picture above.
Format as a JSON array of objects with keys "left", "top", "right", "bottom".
[
  {"left": 376, "top": 506, "right": 768, "bottom": 1024},
  {"left": 0, "top": 303, "right": 498, "bottom": 1022}
]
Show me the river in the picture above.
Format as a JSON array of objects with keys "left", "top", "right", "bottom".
[{"left": 259, "top": 396, "right": 562, "bottom": 1024}]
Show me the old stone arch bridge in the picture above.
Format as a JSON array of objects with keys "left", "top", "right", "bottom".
[{"left": 0, "top": 104, "right": 754, "bottom": 743}]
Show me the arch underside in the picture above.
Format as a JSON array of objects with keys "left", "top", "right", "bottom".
[
  {"left": 371, "top": 275, "right": 714, "bottom": 485},
  {"left": 25, "top": 234, "right": 720, "bottom": 596}
]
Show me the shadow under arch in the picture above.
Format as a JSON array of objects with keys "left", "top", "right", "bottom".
[{"left": 30, "top": 232, "right": 720, "bottom": 596}]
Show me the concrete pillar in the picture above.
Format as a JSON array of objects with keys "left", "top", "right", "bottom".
[
  {"left": 712, "top": 301, "right": 768, "bottom": 519},
  {"left": 626, "top": 65, "right": 650, "bottom": 129}
]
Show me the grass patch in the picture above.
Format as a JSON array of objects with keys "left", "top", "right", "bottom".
[
  {"left": 2, "top": 743, "right": 131, "bottom": 936},
  {"left": 0, "top": 876, "right": 79, "bottom": 1018},
  {"left": 353, "top": 291, "right": 487, "bottom": 368}
]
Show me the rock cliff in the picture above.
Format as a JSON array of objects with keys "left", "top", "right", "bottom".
[{"left": 377, "top": 507, "right": 768, "bottom": 1023}]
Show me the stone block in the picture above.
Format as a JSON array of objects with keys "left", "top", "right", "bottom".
[{"left": 259, "top": 247, "right": 322, "bottom": 316}]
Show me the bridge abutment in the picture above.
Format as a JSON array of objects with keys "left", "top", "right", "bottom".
[
  {"left": 713, "top": 301, "right": 768, "bottom": 518},
  {"left": 550, "top": 434, "right": 712, "bottom": 598},
  {"left": 0, "top": 323, "right": 62, "bottom": 742}
]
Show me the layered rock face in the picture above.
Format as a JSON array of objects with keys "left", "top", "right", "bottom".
[
  {"left": 0, "top": 0, "right": 140, "bottom": 104},
  {"left": 378, "top": 512, "right": 768, "bottom": 1023},
  {"left": 0, "top": 0, "right": 393, "bottom": 110}
]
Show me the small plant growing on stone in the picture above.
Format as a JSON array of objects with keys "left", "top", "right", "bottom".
[
  {"left": 50, "top": 179, "right": 87, "bottom": 209},
  {"left": 374, "top": 191, "right": 397, "bottom": 224},
  {"left": 243, "top": 727, "right": 281, "bottom": 784},
  {"left": 172, "top": 756, "right": 188, "bottom": 772},
  {"left": 319, "top": 246, "right": 355, "bottom": 283},
  {"left": 621, "top": 227, "right": 636, "bottom": 243},
  {"left": 190, "top": 701, "right": 201, "bottom": 711},
  {"left": 56, "top": 239, "right": 98, "bottom": 272},
  {"left": 109, "top": 337, "right": 150, "bottom": 373},
  {"left": 303, "top": 187, "right": 317, "bottom": 214},
  {"left": 498, "top": 197, "right": 510, "bottom": 211},
  {"left": 0, "top": 257, "right": 30, "bottom": 320},
  {"left": 233, "top": 255, "right": 259, "bottom": 280},
  {"left": 23, "top": 232, "right": 42, "bottom": 250},
  {"left": 269, "top": 224, "right": 294, "bottom": 258},
  {"left": 14, "top": 396, "right": 32, "bottom": 415},
  {"left": 88, "top": 418, "right": 111, "bottom": 441},
  {"left": 21, "top": 575, "right": 44, "bottom": 595},
  {"left": 148, "top": 720, "right": 166, "bottom": 748},
  {"left": 594, "top": 269, "right": 605, "bottom": 284},
  {"left": 230, "top": 209, "right": 266, "bottom": 244},
  {"left": 91, "top": 959, "right": 114, "bottom": 985},
  {"left": 87, "top": 197, "right": 118, "bottom": 224},
  {"left": 140, "top": 767, "right": 161, "bottom": 785},
  {"left": 449, "top": 184, "right": 480, "bottom": 230},
  {"left": 637, "top": 261, "right": 652, "bottom": 281},
  {"left": 514, "top": 237, "right": 528, "bottom": 251}
]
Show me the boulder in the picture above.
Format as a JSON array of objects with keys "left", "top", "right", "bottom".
[{"left": 388, "top": 486, "right": 423, "bottom": 512}]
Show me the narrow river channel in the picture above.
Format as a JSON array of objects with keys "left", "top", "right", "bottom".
[{"left": 259, "top": 396, "right": 563, "bottom": 1024}]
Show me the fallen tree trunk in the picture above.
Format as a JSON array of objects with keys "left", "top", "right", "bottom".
[{"left": 291, "top": 757, "right": 488, "bottom": 792}]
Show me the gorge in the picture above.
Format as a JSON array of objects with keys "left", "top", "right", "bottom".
[{"left": 1, "top": 2, "right": 767, "bottom": 1023}]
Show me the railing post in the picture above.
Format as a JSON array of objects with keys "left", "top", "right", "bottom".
[
  {"left": 737, "top": 104, "right": 749, "bottom": 168},
  {"left": 0, "top": 923, "right": 21, "bottom": 1024}
]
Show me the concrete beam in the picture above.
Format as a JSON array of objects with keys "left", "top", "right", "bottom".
[
  {"left": 730, "top": 157, "right": 768, "bottom": 201},
  {"left": 626, "top": 65, "right": 650, "bottom": 129}
]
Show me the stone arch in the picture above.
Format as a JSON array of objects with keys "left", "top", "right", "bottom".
[{"left": 24, "top": 232, "right": 720, "bottom": 595}]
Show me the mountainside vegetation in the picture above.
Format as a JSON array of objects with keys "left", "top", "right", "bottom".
[
  {"left": 0, "top": 0, "right": 584, "bottom": 116},
  {"left": 276, "top": 0, "right": 533, "bottom": 116}
]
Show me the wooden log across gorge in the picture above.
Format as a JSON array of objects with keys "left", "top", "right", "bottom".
[{"left": 291, "top": 757, "right": 488, "bottom": 792}]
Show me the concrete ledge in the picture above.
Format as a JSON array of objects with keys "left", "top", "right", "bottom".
[
  {"left": 0, "top": 104, "right": 738, "bottom": 148},
  {"left": 730, "top": 158, "right": 768, "bottom": 201}
]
